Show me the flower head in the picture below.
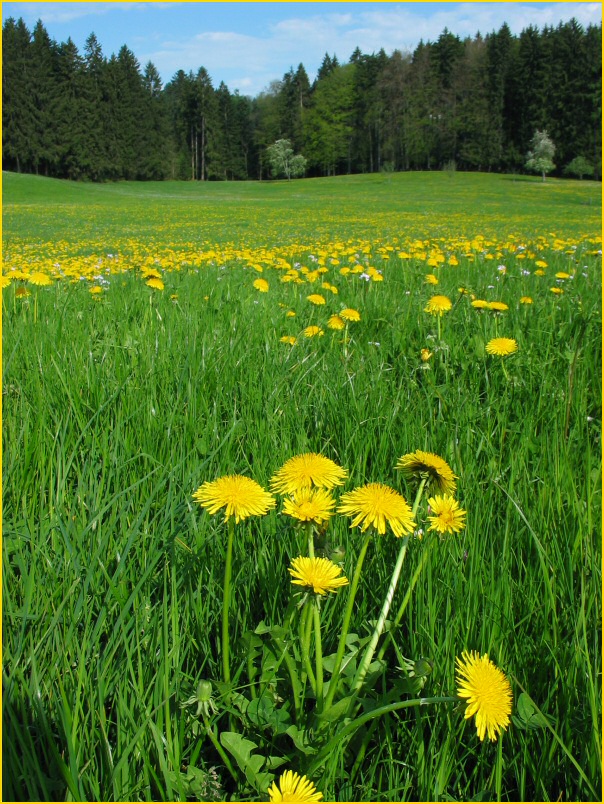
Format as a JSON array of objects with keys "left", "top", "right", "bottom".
[
  {"left": 283, "top": 488, "right": 336, "bottom": 525},
  {"left": 425, "top": 273, "right": 439, "bottom": 285},
  {"left": 193, "top": 475, "right": 276, "bottom": 523},
  {"left": 289, "top": 556, "right": 349, "bottom": 596},
  {"left": 555, "top": 271, "right": 570, "bottom": 279},
  {"left": 1, "top": 275, "right": 11, "bottom": 288},
  {"left": 89, "top": 285, "right": 103, "bottom": 295},
  {"left": 303, "top": 325, "right": 324, "bottom": 338},
  {"left": 253, "top": 278, "right": 269, "bottom": 292},
  {"left": 396, "top": 450, "right": 457, "bottom": 495},
  {"left": 28, "top": 271, "right": 52, "bottom": 286},
  {"left": 427, "top": 495, "right": 466, "bottom": 534},
  {"left": 456, "top": 651, "right": 513, "bottom": 741},
  {"left": 15, "top": 286, "right": 30, "bottom": 298},
  {"left": 338, "top": 483, "right": 415, "bottom": 537},
  {"left": 280, "top": 335, "right": 297, "bottom": 345},
  {"left": 146, "top": 277, "right": 164, "bottom": 290},
  {"left": 488, "top": 301, "right": 508, "bottom": 312},
  {"left": 307, "top": 293, "right": 326, "bottom": 305},
  {"left": 271, "top": 453, "right": 347, "bottom": 495},
  {"left": 268, "top": 770, "right": 323, "bottom": 802},
  {"left": 340, "top": 308, "right": 361, "bottom": 322},
  {"left": 327, "top": 314, "right": 345, "bottom": 330},
  {"left": 486, "top": 337, "right": 518, "bottom": 357},
  {"left": 519, "top": 296, "right": 533, "bottom": 305},
  {"left": 424, "top": 295, "right": 452, "bottom": 316},
  {"left": 420, "top": 348, "right": 433, "bottom": 362},
  {"left": 471, "top": 299, "right": 489, "bottom": 309}
]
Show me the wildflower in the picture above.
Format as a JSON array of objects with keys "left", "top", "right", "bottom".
[
  {"left": 15, "top": 287, "right": 30, "bottom": 298},
  {"left": 425, "top": 273, "right": 439, "bottom": 285},
  {"left": 289, "top": 556, "right": 349, "bottom": 596},
  {"left": 534, "top": 269, "right": 546, "bottom": 276},
  {"left": 427, "top": 495, "right": 466, "bottom": 534},
  {"left": 253, "top": 278, "right": 269, "bottom": 292},
  {"left": 146, "top": 277, "right": 164, "bottom": 290},
  {"left": 170, "top": 293, "right": 178, "bottom": 301},
  {"left": 303, "top": 325, "right": 324, "bottom": 338},
  {"left": 396, "top": 450, "right": 457, "bottom": 495},
  {"left": 338, "top": 483, "right": 415, "bottom": 537},
  {"left": 519, "top": 296, "right": 533, "bottom": 304},
  {"left": 424, "top": 295, "right": 452, "bottom": 316},
  {"left": 555, "top": 271, "right": 570, "bottom": 279},
  {"left": 456, "top": 651, "right": 513, "bottom": 742},
  {"left": 142, "top": 268, "right": 162, "bottom": 279},
  {"left": 271, "top": 453, "right": 347, "bottom": 495},
  {"left": 28, "top": 271, "right": 52, "bottom": 286},
  {"left": 550, "top": 287, "right": 563, "bottom": 294},
  {"left": 486, "top": 338, "right": 518, "bottom": 357},
  {"left": 340, "top": 308, "right": 361, "bottom": 322},
  {"left": 327, "top": 314, "right": 345, "bottom": 330},
  {"left": 280, "top": 336, "right": 297, "bottom": 345},
  {"left": 307, "top": 293, "right": 326, "bottom": 305},
  {"left": 488, "top": 301, "right": 508, "bottom": 312},
  {"left": 283, "top": 488, "right": 336, "bottom": 525},
  {"left": 89, "top": 285, "right": 103, "bottom": 294},
  {"left": 193, "top": 475, "right": 276, "bottom": 524},
  {"left": 535, "top": 260, "right": 548, "bottom": 268},
  {"left": 286, "top": 310, "right": 296, "bottom": 317},
  {"left": 1, "top": 275, "right": 11, "bottom": 288},
  {"left": 471, "top": 299, "right": 489, "bottom": 309},
  {"left": 420, "top": 348, "right": 433, "bottom": 362},
  {"left": 268, "top": 770, "right": 323, "bottom": 802}
]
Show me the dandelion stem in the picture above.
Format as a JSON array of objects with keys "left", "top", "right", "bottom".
[
  {"left": 323, "top": 531, "right": 373, "bottom": 711},
  {"left": 202, "top": 713, "right": 239, "bottom": 783},
  {"left": 313, "top": 600, "right": 324, "bottom": 711},
  {"left": 437, "top": 314, "right": 441, "bottom": 341},
  {"left": 306, "top": 521, "right": 314, "bottom": 558},
  {"left": 222, "top": 518, "right": 235, "bottom": 685},
  {"left": 299, "top": 600, "right": 316, "bottom": 694},
  {"left": 352, "top": 478, "right": 427, "bottom": 693}
]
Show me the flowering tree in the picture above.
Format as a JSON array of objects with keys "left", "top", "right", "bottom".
[
  {"left": 266, "top": 138, "right": 307, "bottom": 180},
  {"left": 525, "top": 130, "right": 556, "bottom": 182}
]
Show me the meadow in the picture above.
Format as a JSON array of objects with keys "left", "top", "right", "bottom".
[{"left": 2, "top": 170, "right": 602, "bottom": 803}]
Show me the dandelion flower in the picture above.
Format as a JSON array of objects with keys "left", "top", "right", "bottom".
[
  {"left": 283, "top": 488, "right": 336, "bottom": 525},
  {"left": 471, "top": 299, "right": 489, "bottom": 309},
  {"left": 28, "top": 271, "right": 52, "bottom": 286},
  {"left": 142, "top": 268, "right": 162, "bottom": 279},
  {"left": 488, "top": 301, "right": 508, "bottom": 312},
  {"left": 427, "top": 495, "right": 466, "bottom": 534},
  {"left": 456, "top": 650, "right": 513, "bottom": 742},
  {"left": 425, "top": 273, "right": 439, "bottom": 285},
  {"left": 307, "top": 293, "right": 326, "bottom": 305},
  {"left": 280, "top": 335, "right": 297, "bottom": 345},
  {"left": 268, "top": 770, "right": 323, "bottom": 802},
  {"left": 146, "top": 277, "right": 164, "bottom": 291},
  {"left": 253, "top": 278, "right": 269, "bottom": 292},
  {"left": 340, "top": 308, "right": 361, "bottom": 322},
  {"left": 555, "top": 271, "right": 570, "bottom": 279},
  {"left": 303, "top": 325, "right": 324, "bottom": 338},
  {"left": 327, "top": 314, "right": 345, "bottom": 330},
  {"left": 550, "top": 287, "right": 563, "bottom": 295},
  {"left": 535, "top": 260, "right": 548, "bottom": 268},
  {"left": 396, "top": 450, "right": 457, "bottom": 495},
  {"left": 424, "top": 295, "right": 452, "bottom": 316},
  {"left": 486, "top": 338, "right": 518, "bottom": 357},
  {"left": 534, "top": 269, "right": 546, "bottom": 276},
  {"left": 519, "top": 296, "right": 533, "bottom": 304},
  {"left": 89, "top": 285, "right": 103, "bottom": 295},
  {"left": 338, "top": 483, "right": 415, "bottom": 537},
  {"left": 15, "top": 287, "right": 30, "bottom": 299},
  {"left": 1, "top": 275, "right": 11, "bottom": 288},
  {"left": 271, "top": 453, "right": 347, "bottom": 495},
  {"left": 286, "top": 310, "right": 297, "bottom": 317},
  {"left": 420, "top": 348, "right": 433, "bottom": 362},
  {"left": 193, "top": 475, "right": 276, "bottom": 523},
  {"left": 289, "top": 556, "right": 349, "bottom": 596}
]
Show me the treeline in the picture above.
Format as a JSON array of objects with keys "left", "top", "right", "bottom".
[{"left": 2, "top": 16, "right": 601, "bottom": 181}]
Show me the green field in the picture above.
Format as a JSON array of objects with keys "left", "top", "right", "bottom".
[{"left": 2, "top": 171, "right": 602, "bottom": 802}]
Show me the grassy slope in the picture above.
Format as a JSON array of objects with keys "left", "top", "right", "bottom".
[{"left": 2, "top": 171, "right": 602, "bottom": 803}]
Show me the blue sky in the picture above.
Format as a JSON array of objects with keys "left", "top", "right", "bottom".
[{"left": 3, "top": 2, "right": 601, "bottom": 96}]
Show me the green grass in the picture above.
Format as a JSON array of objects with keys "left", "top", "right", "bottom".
[{"left": 2, "top": 171, "right": 602, "bottom": 802}]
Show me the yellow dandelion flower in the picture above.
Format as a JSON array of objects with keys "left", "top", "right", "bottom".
[
  {"left": 283, "top": 488, "right": 336, "bottom": 525},
  {"left": 268, "top": 770, "right": 323, "bottom": 802},
  {"left": 146, "top": 277, "right": 164, "bottom": 291},
  {"left": 280, "top": 335, "right": 297, "bottom": 345},
  {"left": 424, "top": 295, "right": 452, "bottom": 316},
  {"left": 427, "top": 495, "right": 466, "bottom": 534},
  {"left": 1, "top": 275, "right": 11, "bottom": 288},
  {"left": 550, "top": 287, "right": 563, "bottom": 294},
  {"left": 89, "top": 285, "right": 103, "bottom": 295},
  {"left": 420, "top": 348, "right": 433, "bottom": 362},
  {"left": 15, "top": 286, "right": 30, "bottom": 298},
  {"left": 289, "top": 556, "right": 349, "bottom": 596},
  {"left": 170, "top": 293, "right": 178, "bottom": 301},
  {"left": 327, "top": 314, "right": 345, "bottom": 330},
  {"left": 456, "top": 651, "right": 513, "bottom": 742},
  {"left": 142, "top": 268, "right": 162, "bottom": 279},
  {"left": 425, "top": 273, "right": 439, "bottom": 285},
  {"left": 486, "top": 337, "right": 518, "bottom": 357},
  {"left": 471, "top": 299, "right": 489, "bottom": 309},
  {"left": 555, "top": 271, "right": 570, "bottom": 279},
  {"left": 28, "top": 271, "right": 52, "bottom": 286},
  {"left": 253, "top": 278, "right": 269, "bottom": 292},
  {"left": 271, "top": 453, "right": 347, "bottom": 495},
  {"left": 340, "top": 308, "right": 361, "bottom": 322},
  {"left": 307, "top": 293, "right": 326, "bottom": 305},
  {"left": 193, "top": 475, "right": 276, "bottom": 524},
  {"left": 534, "top": 269, "right": 546, "bottom": 276},
  {"left": 286, "top": 310, "right": 297, "bottom": 317},
  {"left": 488, "top": 301, "right": 508, "bottom": 312},
  {"left": 535, "top": 260, "right": 548, "bottom": 268},
  {"left": 303, "top": 325, "right": 324, "bottom": 338},
  {"left": 396, "top": 450, "right": 457, "bottom": 495},
  {"left": 519, "top": 296, "right": 533, "bottom": 304},
  {"left": 338, "top": 483, "right": 415, "bottom": 538}
]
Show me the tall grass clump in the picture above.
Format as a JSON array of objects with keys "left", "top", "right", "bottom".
[{"left": 2, "top": 171, "right": 601, "bottom": 802}]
